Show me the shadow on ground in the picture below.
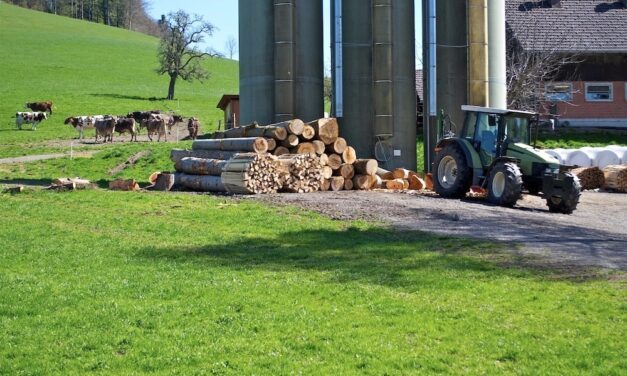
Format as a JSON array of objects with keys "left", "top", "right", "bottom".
[
  {"left": 89, "top": 93, "right": 166, "bottom": 102},
  {"left": 136, "top": 227, "right": 611, "bottom": 290}
]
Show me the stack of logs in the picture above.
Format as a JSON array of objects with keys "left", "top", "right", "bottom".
[
  {"left": 602, "top": 165, "right": 627, "bottom": 193},
  {"left": 167, "top": 118, "right": 429, "bottom": 194},
  {"left": 572, "top": 167, "right": 605, "bottom": 190}
]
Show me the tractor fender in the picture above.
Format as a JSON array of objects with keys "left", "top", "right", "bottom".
[{"left": 435, "top": 138, "right": 484, "bottom": 185}]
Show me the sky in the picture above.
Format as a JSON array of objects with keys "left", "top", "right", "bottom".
[{"left": 147, "top": 1, "right": 422, "bottom": 66}]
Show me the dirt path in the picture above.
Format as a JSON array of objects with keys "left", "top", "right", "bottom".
[
  {"left": 0, "top": 151, "right": 96, "bottom": 164},
  {"left": 252, "top": 191, "right": 627, "bottom": 271}
]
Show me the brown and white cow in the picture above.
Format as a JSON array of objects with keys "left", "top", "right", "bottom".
[
  {"left": 94, "top": 116, "right": 117, "bottom": 143},
  {"left": 141, "top": 115, "right": 167, "bottom": 142},
  {"left": 16, "top": 111, "right": 47, "bottom": 130},
  {"left": 128, "top": 110, "right": 161, "bottom": 128},
  {"left": 64, "top": 116, "right": 94, "bottom": 140},
  {"left": 187, "top": 117, "right": 200, "bottom": 140},
  {"left": 115, "top": 117, "right": 138, "bottom": 142},
  {"left": 25, "top": 101, "right": 53, "bottom": 114}
]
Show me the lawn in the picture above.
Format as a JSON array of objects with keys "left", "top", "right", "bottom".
[{"left": 0, "top": 190, "right": 625, "bottom": 374}]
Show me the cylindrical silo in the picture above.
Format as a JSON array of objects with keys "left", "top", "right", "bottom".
[
  {"left": 239, "top": 0, "right": 323, "bottom": 125},
  {"left": 294, "top": 0, "right": 324, "bottom": 123},
  {"left": 333, "top": 0, "right": 416, "bottom": 170},
  {"left": 239, "top": 0, "right": 275, "bottom": 125}
]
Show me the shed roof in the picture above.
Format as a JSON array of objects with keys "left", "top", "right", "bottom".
[{"left": 216, "top": 94, "right": 239, "bottom": 110}]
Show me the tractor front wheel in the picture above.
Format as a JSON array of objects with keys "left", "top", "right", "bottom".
[
  {"left": 547, "top": 172, "right": 581, "bottom": 214},
  {"left": 487, "top": 162, "right": 523, "bottom": 207},
  {"left": 433, "top": 144, "right": 472, "bottom": 198}
]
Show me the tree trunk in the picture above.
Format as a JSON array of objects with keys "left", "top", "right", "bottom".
[{"left": 167, "top": 74, "right": 177, "bottom": 100}]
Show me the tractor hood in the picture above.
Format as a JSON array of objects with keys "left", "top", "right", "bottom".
[{"left": 506, "top": 143, "right": 561, "bottom": 174}]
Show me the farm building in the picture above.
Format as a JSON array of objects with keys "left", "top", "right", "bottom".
[
  {"left": 216, "top": 94, "right": 240, "bottom": 130},
  {"left": 506, "top": 0, "right": 627, "bottom": 128}
]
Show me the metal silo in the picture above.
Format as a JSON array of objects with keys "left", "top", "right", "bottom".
[{"left": 239, "top": 0, "right": 323, "bottom": 125}]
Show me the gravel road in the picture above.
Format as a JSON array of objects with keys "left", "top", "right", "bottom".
[{"left": 253, "top": 190, "right": 627, "bottom": 271}]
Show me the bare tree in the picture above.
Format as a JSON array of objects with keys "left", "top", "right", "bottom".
[
  {"left": 156, "top": 10, "right": 217, "bottom": 100},
  {"left": 224, "top": 35, "right": 238, "bottom": 60},
  {"left": 506, "top": 22, "right": 581, "bottom": 114}
]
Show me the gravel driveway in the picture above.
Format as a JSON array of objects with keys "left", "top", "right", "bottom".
[{"left": 253, "top": 191, "right": 627, "bottom": 271}]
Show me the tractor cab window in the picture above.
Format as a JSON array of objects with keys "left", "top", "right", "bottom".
[
  {"left": 504, "top": 116, "right": 530, "bottom": 144},
  {"left": 462, "top": 112, "right": 477, "bottom": 140},
  {"left": 476, "top": 113, "right": 498, "bottom": 165}
]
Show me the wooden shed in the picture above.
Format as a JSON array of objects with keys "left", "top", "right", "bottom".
[{"left": 216, "top": 94, "right": 240, "bottom": 130}]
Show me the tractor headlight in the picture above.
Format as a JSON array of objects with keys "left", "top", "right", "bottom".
[{"left": 545, "top": 167, "right": 559, "bottom": 175}]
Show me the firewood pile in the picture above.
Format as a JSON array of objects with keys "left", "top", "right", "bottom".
[
  {"left": 165, "top": 118, "right": 430, "bottom": 195},
  {"left": 602, "top": 165, "right": 627, "bottom": 193},
  {"left": 571, "top": 167, "right": 605, "bottom": 190}
]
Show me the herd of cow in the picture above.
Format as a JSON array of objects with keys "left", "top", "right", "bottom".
[{"left": 14, "top": 101, "right": 202, "bottom": 142}]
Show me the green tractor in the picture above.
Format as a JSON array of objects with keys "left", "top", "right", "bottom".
[{"left": 433, "top": 105, "right": 581, "bottom": 214}]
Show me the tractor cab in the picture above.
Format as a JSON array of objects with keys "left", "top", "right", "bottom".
[{"left": 432, "top": 105, "right": 581, "bottom": 214}]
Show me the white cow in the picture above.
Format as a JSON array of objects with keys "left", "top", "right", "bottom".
[{"left": 16, "top": 111, "right": 47, "bottom": 130}]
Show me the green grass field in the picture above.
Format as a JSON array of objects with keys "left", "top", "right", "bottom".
[
  {"left": 1, "top": 190, "right": 625, "bottom": 375},
  {"left": 0, "top": 3, "right": 238, "bottom": 156},
  {"left": 0, "top": 4, "right": 626, "bottom": 375}
]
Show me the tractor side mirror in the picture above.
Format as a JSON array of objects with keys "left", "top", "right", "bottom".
[{"left": 488, "top": 114, "right": 497, "bottom": 126}]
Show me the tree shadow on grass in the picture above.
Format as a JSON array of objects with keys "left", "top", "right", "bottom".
[
  {"left": 136, "top": 227, "right": 607, "bottom": 292},
  {"left": 89, "top": 93, "right": 166, "bottom": 102}
]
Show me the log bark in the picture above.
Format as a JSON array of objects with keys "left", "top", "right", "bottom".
[
  {"left": 425, "top": 173, "right": 434, "bottom": 190},
  {"left": 326, "top": 137, "right": 347, "bottom": 154},
  {"left": 53, "top": 177, "right": 92, "bottom": 189},
  {"left": 309, "top": 118, "right": 339, "bottom": 145},
  {"left": 153, "top": 173, "right": 175, "bottom": 191},
  {"left": 274, "top": 119, "right": 305, "bottom": 136},
  {"left": 353, "top": 175, "right": 373, "bottom": 190},
  {"left": 171, "top": 149, "right": 241, "bottom": 164},
  {"left": 192, "top": 137, "right": 268, "bottom": 153},
  {"left": 245, "top": 125, "right": 288, "bottom": 141},
  {"left": 266, "top": 138, "right": 277, "bottom": 152},
  {"left": 274, "top": 146, "right": 290, "bottom": 156},
  {"left": 300, "top": 125, "right": 316, "bottom": 140},
  {"left": 109, "top": 179, "right": 140, "bottom": 191},
  {"left": 342, "top": 146, "right": 357, "bottom": 164},
  {"left": 312, "top": 140, "right": 326, "bottom": 155},
  {"left": 377, "top": 167, "right": 394, "bottom": 180},
  {"left": 330, "top": 176, "right": 345, "bottom": 191},
  {"left": 328, "top": 154, "right": 343, "bottom": 170},
  {"left": 178, "top": 174, "right": 226, "bottom": 192},
  {"left": 174, "top": 157, "right": 227, "bottom": 176},
  {"left": 353, "top": 159, "right": 378, "bottom": 176}
]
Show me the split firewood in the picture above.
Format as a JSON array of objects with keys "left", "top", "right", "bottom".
[
  {"left": 309, "top": 118, "right": 339, "bottom": 145},
  {"left": 353, "top": 159, "right": 378, "bottom": 176},
  {"left": 221, "top": 153, "right": 283, "bottom": 194},
  {"left": 192, "top": 137, "right": 268, "bottom": 153},
  {"left": 276, "top": 154, "right": 323, "bottom": 193},
  {"left": 385, "top": 179, "right": 405, "bottom": 190},
  {"left": 342, "top": 146, "right": 357, "bottom": 164}
]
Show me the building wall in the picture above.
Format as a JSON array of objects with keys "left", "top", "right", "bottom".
[{"left": 551, "top": 81, "right": 627, "bottom": 127}]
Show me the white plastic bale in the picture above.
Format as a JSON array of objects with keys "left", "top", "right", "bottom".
[
  {"left": 566, "top": 150, "right": 593, "bottom": 167},
  {"left": 544, "top": 150, "right": 563, "bottom": 164},
  {"left": 606, "top": 146, "right": 627, "bottom": 164},
  {"left": 594, "top": 149, "right": 621, "bottom": 169}
]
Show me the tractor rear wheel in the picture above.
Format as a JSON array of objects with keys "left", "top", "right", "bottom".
[
  {"left": 547, "top": 172, "right": 581, "bottom": 214},
  {"left": 487, "top": 162, "right": 523, "bottom": 207},
  {"left": 433, "top": 144, "right": 472, "bottom": 198}
]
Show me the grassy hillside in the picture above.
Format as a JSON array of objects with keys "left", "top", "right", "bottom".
[{"left": 0, "top": 3, "right": 238, "bottom": 147}]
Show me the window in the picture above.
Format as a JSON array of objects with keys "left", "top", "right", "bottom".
[
  {"left": 585, "top": 82, "right": 613, "bottom": 102},
  {"left": 545, "top": 83, "right": 573, "bottom": 101}
]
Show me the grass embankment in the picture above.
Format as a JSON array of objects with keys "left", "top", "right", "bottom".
[
  {"left": 0, "top": 190, "right": 625, "bottom": 374},
  {"left": 0, "top": 3, "right": 238, "bottom": 158}
]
